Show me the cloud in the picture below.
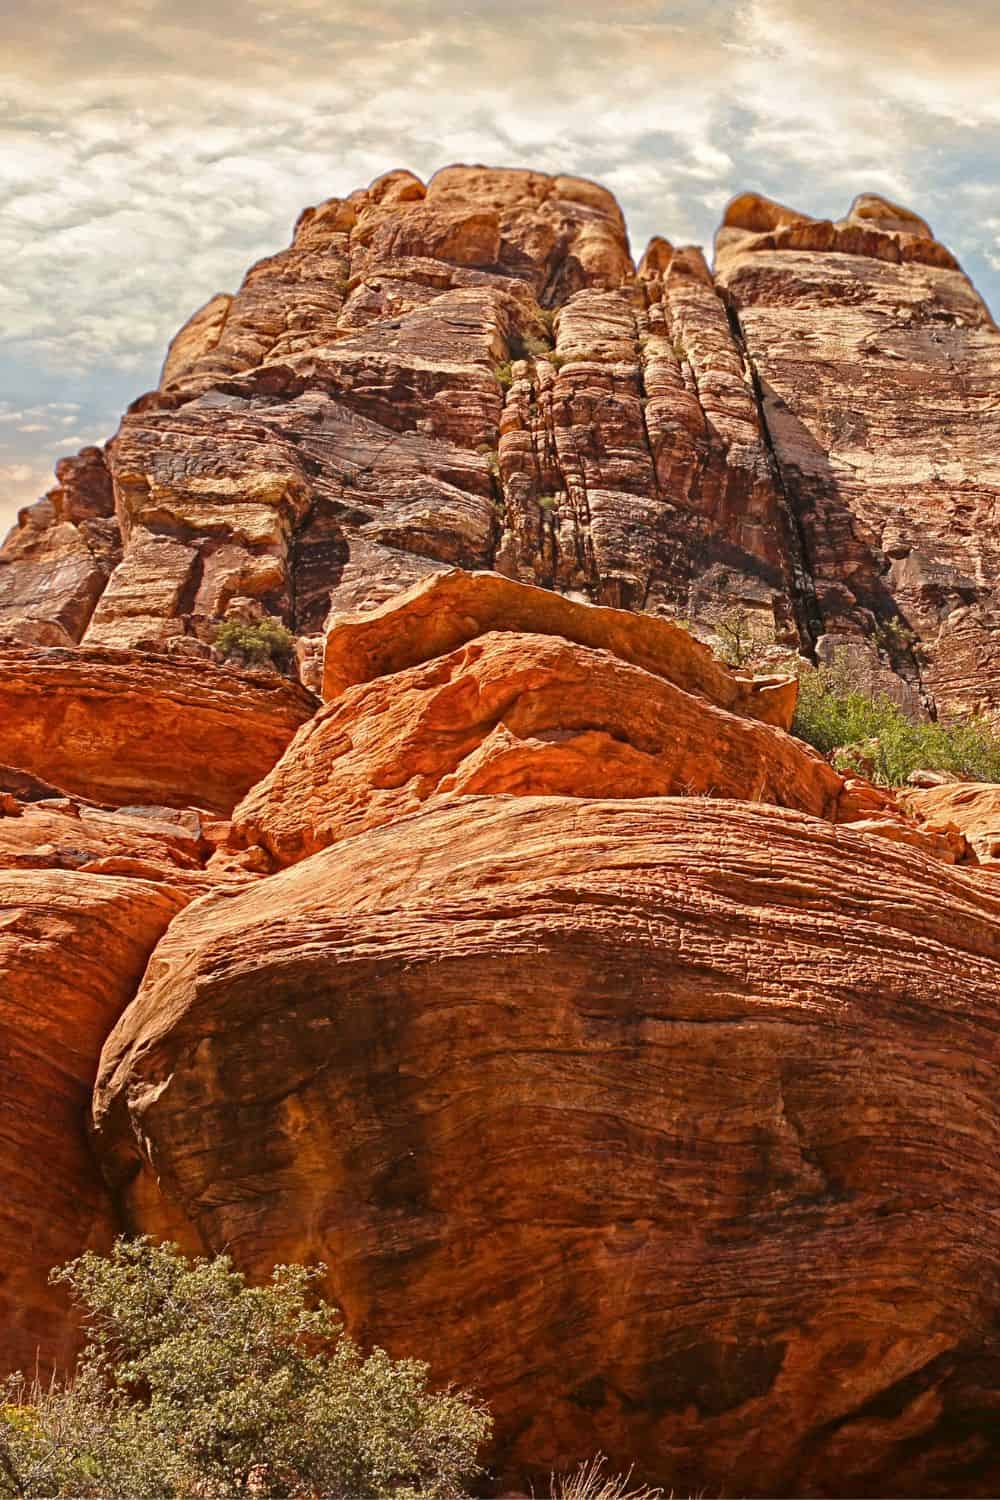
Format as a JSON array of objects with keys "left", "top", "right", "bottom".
[{"left": 1, "top": 0, "right": 998, "bottom": 528}]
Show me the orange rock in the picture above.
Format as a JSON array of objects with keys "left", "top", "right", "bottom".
[
  {"left": 236, "top": 628, "right": 832, "bottom": 867},
  {"left": 93, "top": 796, "right": 1000, "bottom": 1497},
  {"left": 1, "top": 870, "right": 186, "bottom": 1376},
  {"left": 321, "top": 567, "right": 797, "bottom": 727},
  {"left": 0, "top": 797, "right": 218, "bottom": 893},
  {"left": 0, "top": 646, "right": 316, "bottom": 813},
  {"left": 902, "top": 781, "right": 1000, "bottom": 865}
]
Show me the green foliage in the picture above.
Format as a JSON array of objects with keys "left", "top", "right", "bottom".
[
  {"left": 520, "top": 335, "right": 553, "bottom": 359},
  {"left": 873, "top": 615, "right": 922, "bottom": 660},
  {"left": 215, "top": 617, "right": 294, "bottom": 667},
  {"left": 713, "top": 607, "right": 775, "bottom": 669},
  {"left": 671, "top": 338, "right": 688, "bottom": 363},
  {"left": 494, "top": 360, "right": 514, "bottom": 390},
  {"left": 538, "top": 494, "right": 559, "bottom": 513},
  {"left": 792, "top": 667, "right": 1000, "bottom": 786},
  {"left": 0, "top": 1239, "right": 490, "bottom": 1500},
  {"left": 476, "top": 444, "right": 501, "bottom": 479}
]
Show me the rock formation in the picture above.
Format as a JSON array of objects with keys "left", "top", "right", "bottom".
[
  {"left": 93, "top": 796, "right": 1000, "bottom": 1499},
  {"left": 3, "top": 164, "right": 1000, "bottom": 1497}
]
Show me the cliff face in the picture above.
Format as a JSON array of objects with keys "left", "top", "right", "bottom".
[
  {"left": 3, "top": 165, "right": 1000, "bottom": 1498},
  {"left": 5, "top": 165, "right": 998, "bottom": 714}
]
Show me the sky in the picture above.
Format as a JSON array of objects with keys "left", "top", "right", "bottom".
[{"left": 2, "top": 0, "right": 999, "bottom": 529}]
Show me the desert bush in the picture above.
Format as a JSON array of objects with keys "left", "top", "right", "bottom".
[
  {"left": 215, "top": 617, "right": 294, "bottom": 667},
  {"left": 792, "top": 667, "right": 1000, "bottom": 786},
  {"left": 0, "top": 1238, "right": 490, "bottom": 1499},
  {"left": 713, "top": 607, "right": 774, "bottom": 669},
  {"left": 494, "top": 360, "right": 515, "bottom": 390}
]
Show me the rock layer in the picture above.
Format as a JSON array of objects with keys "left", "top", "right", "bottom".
[
  {"left": 716, "top": 192, "right": 1000, "bottom": 721},
  {"left": 233, "top": 627, "right": 833, "bottom": 867},
  {"left": 1, "top": 870, "right": 186, "bottom": 1375},
  {"left": 94, "top": 796, "right": 1000, "bottom": 1498},
  {"left": 0, "top": 646, "right": 315, "bottom": 812},
  {"left": 3, "top": 163, "right": 1000, "bottom": 1499}
]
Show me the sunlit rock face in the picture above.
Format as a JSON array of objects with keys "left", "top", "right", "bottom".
[{"left": 4, "top": 166, "right": 1000, "bottom": 1498}]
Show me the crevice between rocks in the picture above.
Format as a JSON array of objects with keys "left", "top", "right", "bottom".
[{"left": 719, "top": 289, "right": 824, "bottom": 662}]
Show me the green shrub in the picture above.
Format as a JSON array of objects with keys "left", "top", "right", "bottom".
[
  {"left": 0, "top": 1238, "right": 490, "bottom": 1500},
  {"left": 519, "top": 335, "right": 552, "bottom": 359},
  {"left": 792, "top": 668, "right": 1000, "bottom": 786},
  {"left": 476, "top": 445, "right": 501, "bottom": 479},
  {"left": 215, "top": 617, "right": 294, "bottom": 667},
  {"left": 538, "top": 494, "right": 560, "bottom": 513},
  {"left": 494, "top": 360, "right": 514, "bottom": 390}
]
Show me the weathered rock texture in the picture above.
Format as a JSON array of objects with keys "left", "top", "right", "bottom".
[
  {"left": 94, "top": 797, "right": 1000, "bottom": 1498},
  {"left": 3, "top": 164, "right": 1000, "bottom": 1499},
  {"left": 319, "top": 567, "right": 797, "bottom": 724},
  {"left": 715, "top": 192, "right": 1000, "bottom": 722},
  {"left": 233, "top": 627, "right": 835, "bottom": 867},
  {"left": 902, "top": 781, "right": 1000, "bottom": 866},
  {"left": 1, "top": 869, "right": 186, "bottom": 1375},
  {"left": 0, "top": 646, "right": 315, "bottom": 812}
]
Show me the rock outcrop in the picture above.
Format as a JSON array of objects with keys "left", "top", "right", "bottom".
[
  {"left": 93, "top": 796, "right": 1000, "bottom": 1498},
  {"left": 1, "top": 868, "right": 186, "bottom": 1374},
  {"left": 716, "top": 192, "right": 1000, "bottom": 722},
  {"left": 3, "top": 163, "right": 1000, "bottom": 1499},
  {"left": 0, "top": 646, "right": 315, "bottom": 811}
]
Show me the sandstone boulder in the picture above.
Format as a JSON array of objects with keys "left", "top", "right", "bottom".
[
  {"left": 0, "top": 647, "right": 316, "bottom": 812},
  {"left": 236, "top": 627, "right": 832, "bottom": 867},
  {"left": 93, "top": 796, "right": 1000, "bottom": 1497},
  {"left": 320, "top": 567, "right": 797, "bottom": 726}
]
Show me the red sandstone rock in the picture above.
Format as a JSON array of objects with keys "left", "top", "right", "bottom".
[
  {"left": 234, "top": 627, "right": 833, "bottom": 866},
  {"left": 0, "top": 646, "right": 315, "bottom": 812},
  {"left": 1, "top": 870, "right": 186, "bottom": 1376},
  {"left": 4, "top": 162, "right": 1000, "bottom": 1497},
  {"left": 93, "top": 796, "right": 1000, "bottom": 1497},
  {"left": 320, "top": 568, "right": 797, "bottom": 726}
]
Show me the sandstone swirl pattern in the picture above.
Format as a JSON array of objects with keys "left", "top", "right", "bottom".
[{"left": 1, "top": 164, "right": 1000, "bottom": 1498}]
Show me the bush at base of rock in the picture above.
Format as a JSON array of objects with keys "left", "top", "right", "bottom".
[
  {"left": 215, "top": 617, "right": 295, "bottom": 667},
  {"left": 793, "top": 667, "right": 1000, "bottom": 786},
  {"left": 0, "top": 1238, "right": 490, "bottom": 1500}
]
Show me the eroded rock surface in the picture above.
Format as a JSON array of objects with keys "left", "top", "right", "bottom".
[
  {"left": 3, "top": 163, "right": 1000, "bottom": 1499},
  {"left": 716, "top": 191, "right": 1000, "bottom": 722},
  {"left": 0, "top": 646, "right": 315, "bottom": 811},
  {"left": 233, "top": 627, "right": 833, "bottom": 866},
  {"left": 94, "top": 796, "right": 1000, "bottom": 1498},
  {"left": 1, "top": 870, "right": 186, "bottom": 1375}
]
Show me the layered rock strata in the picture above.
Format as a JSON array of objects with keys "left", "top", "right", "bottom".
[
  {"left": 93, "top": 795, "right": 1000, "bottom": 1498},
  {"left": 0, "top": 647, "right": 315, "bottom": 811}
]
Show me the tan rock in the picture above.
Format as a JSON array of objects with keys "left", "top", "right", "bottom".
[
  {"left": 902, "top": 781, "right": 1000, "bottom": 864},
  {"left": 715, "top": 189, "right": 1000, "bottom": 723}
]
